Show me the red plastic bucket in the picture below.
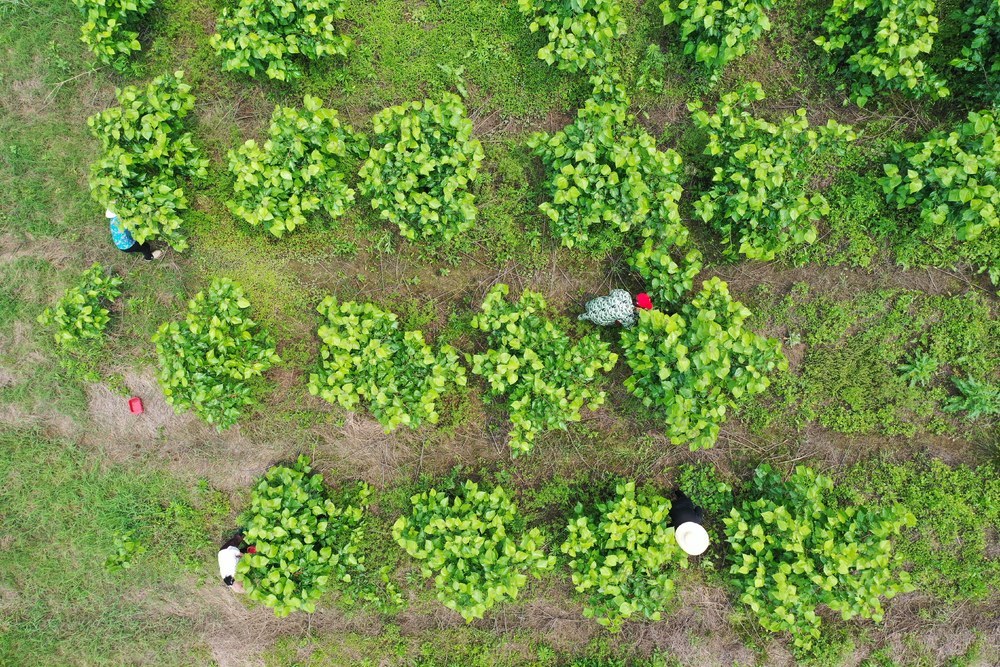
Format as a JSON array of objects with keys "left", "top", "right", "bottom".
[{"left": 128, "top": 397, "right": 144, "bottom": 414}]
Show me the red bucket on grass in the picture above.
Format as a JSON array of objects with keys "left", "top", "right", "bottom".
[{"left": 128, "top": 397, "right": 144, "bottom": 414}]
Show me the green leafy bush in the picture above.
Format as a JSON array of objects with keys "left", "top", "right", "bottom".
[
  {"left": 621, "top": 278, "right": 786, "bottom": 451},
  {"left": 845, "top": 457, "right": 1000, "bottom": 603},
  {"left": 228, "top": 95, "right": 357, "bottom": 238},
  {"left": 627, "top": 231, "right": 703, "bottom": 307},
  {"left": 72, "top": 0, "right": 155, "bottom": 67},
  {"left": 152, "top": 278, "right": 280, "bottom": 429},
  {"left": 815, "top": 0, "right": 949, "bottom": 105},
  {"left": 105, "top": 531, "right": 147, "bottom": 573},
  {"left": 561, "top": 482, "right": 688, "bottom": 630},
  {"left": 359, "top": 94, "right": 484, "bottom": 244},
  {"left": 880, "top": 110, "right": 1000, "bottom": 283},
  {"left": 87, "top": 71, "right": 208, "bottom": 252},
  {"left": 951, "top": 0, "right": 1000, "bottom": 104},
  {"left": 307, "top": 298, "right": 466, "bottom": 431},
  {"left": 38, "top": 263, "right": 123, "bottom": 350},
  {"left": 238, "top": 456, "right": 369, "bottom": 617},
  {"left": 897, "top": 350, "right": 938, "bottom": 387},
  {"left": 943, "top": 376, "right": 1000, "bottom": 421},
  {"left": 659, "top": 0, "right": 773, "bottom": 77},
  {"left": 470, "top": 284, "right": 618, "bottom": 457},
  {"left": 677, "top": 463, "right": 733, "bottom": 515},
  {"left": 527, "top": 94, "right": 686, "bottom": 256},
  {"left": 517, "top": 0, "right": 625, "bottom": 73},
  {"left": 690, "top": 84, "right": 856, "bottom": 261},
  {"left": 725, "top": 464, "right": 914, "bottom": 655},
  {"left": 392, "top": 481, "right": 555, "bottom": 621},
  {"left": 210, "top": 0, "right": 352, "bottom": 81}
]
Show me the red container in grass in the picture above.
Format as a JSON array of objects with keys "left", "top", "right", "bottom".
[{"left": 128, "top": 397, "right": 144, "bottom": 414}]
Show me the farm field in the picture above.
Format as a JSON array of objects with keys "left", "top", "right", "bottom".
[{"left": 0, "top": 0, "right": 998, "bottom": 666}]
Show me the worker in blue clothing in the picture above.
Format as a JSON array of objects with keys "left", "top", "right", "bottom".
[{"left": 106, "top": 209, "right": 163, "bottom": 260}]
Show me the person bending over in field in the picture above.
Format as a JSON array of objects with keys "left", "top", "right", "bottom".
[
  {"left": 106, "top": 209, "right": 163, "bottom": 261},
  {"left": 670, "top": 491, "right": 710, "bottom": 556},
  {"left": 218, "top": 532, "right": 254, "bottom": 593},
  {"left": 578, "top": 289, "right": 653, "bottom": 329}
]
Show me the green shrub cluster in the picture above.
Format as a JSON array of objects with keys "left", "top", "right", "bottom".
[
  {"left": 725, "top": 465, "right": 914, "bottom": 655},
  {"left": 951, "top": 0, "right": 1000, "bottom": 104},
  {"left": 677, "top": 463, "right": 733, "bottom": 516},
  {"left": 210, "top": 0, "right": 351, "bottom": 81},
  {"left": 228, "top": 95, "right": 357, "bottom": 238},
  {"left": 392, "top": 481, "right": 555, "bottom": 621},
  {"left": 527, "top": 94, "right": 685, "bottom": 256},
  {"left": 845, "top": 456, "right": 1000, "bottom": 604},
  {"left": 359, "top": 94, "right": 484, "bottom": 245},
  {"left": 943, "top": 375, "right": 1000, "bottom": 421},
  {"left": 308, "top": 298, "right": 466, "bottom": 431},
  {"left": 621, "top": 278, "right": 786, "bottom": 451},
  {"left": 72, "top": 0, "right": 155, "bottom": 67},
  {"left": 517, "top": 0, "right": 625, "bottom": 73},
  {"left": 816, "top": 0, "right": 949, "bottom": 105},
  {"left": 627, "top": 234, "right": 703, "bottom": 308},
  {"left": 152, "top": 278, "right": 280, "bottom": 429},
  {"left": 691, "top": 83, "right": 856, "bottom": 261},
  {"left": 659, "top": 0, "right": 773, "bottom": 77},
  {"left": 881, "top": 110, "right": 1000, "bottom": 283},
  {"left": 561, "top": 482, "right": 688, "bottom": 631},
  {"left": 87, "top": 71, "right": 208, "bottom": 252},
  {"left": 238, "top": 456, "right": 370, "bottom": 617},
  {"left": 470, "top": 284, "right": 618, "bottom": 457},
  {"left": 37, "top": 263, "right": 123, "bottom": 350}
]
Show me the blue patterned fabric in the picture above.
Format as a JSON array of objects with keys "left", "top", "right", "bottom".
[{"left": 109, "top": 215, "right": 136, "bottom": 250}]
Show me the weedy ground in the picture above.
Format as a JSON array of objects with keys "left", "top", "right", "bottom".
[{"left": 0, "top": 0, "right": 997, "bottom": 666}]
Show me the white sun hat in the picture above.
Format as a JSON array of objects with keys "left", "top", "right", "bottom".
[
  {"left": 675, "top": 521, "right": 710, "bottom": 556},
  {"left": 105, "top": 209, "right": 117, "bottom": 218}
]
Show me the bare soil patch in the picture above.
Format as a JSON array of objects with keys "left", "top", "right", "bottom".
[
  {"left": 83, "top": 370, "right": 280, "bottom": 492},
  {"left": 0, "top": 233, "right": 73, "bottom": 267},
  {"left": 148, "top": 577, "right": 377, "bottom": 667},
  {"left": 631, "top": 585, "right": 759, "bottom": 667}
]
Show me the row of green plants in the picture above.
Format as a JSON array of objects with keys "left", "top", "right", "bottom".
[
  {"left": 91, "top": 78, "right": 485, "bottom": 250},
  {"left": 72, "top": 0, "right": 999, "bottom": 106},
  {"left": 688, "top": 85, "right": 997, "bottom": 280},
  {"left": 312, "top": 279, "right": 787, "bottom": 455},
  {"left": 36, "top": 261, "right": 782, "bottom": 452},
  {"left": 71, "top": 0, "right": 353, "bottom": 79},
  {"left": 513, "top": 0, "right": 998, "bottom": 103},
  {"left": 86, "top": 69, "right": 1000, "bottom": 282},
  {"left": 39, "top": 269, "right": 994, "bottom": 449},
  {"left": 816, "top": 0, "right": 998, "bottom": 105},
  {"left": 228, "top": 455, "right": 990, "bottom": 661}
]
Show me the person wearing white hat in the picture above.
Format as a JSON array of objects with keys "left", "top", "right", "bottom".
[
  {"left": 674, "top": 521, "right": 710, "bottom": 556},
  {"left": 106, "top": 209, "right": 163, "bottom": 261},
  {"left": 670, "top": 492, "right": 710, "bottom": 556}
]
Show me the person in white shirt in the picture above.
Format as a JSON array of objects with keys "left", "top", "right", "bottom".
[{"left": 218, "top": 533, "right": 246, "bottom": 593}]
